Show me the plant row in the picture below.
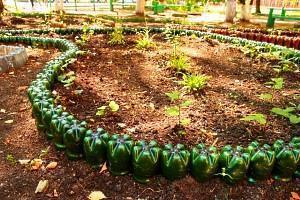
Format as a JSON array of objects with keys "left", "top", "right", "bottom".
[{"left": 1, "top": 28, "right": 299, "bottom": 184}]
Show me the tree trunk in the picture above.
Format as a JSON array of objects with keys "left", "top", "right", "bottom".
[
  {"left": 0, "top": 0, "right": 4, "bottom": 15},
  {"left": 225, "top": 0, "right": 236, "bottom": 23},
  {"left": 240, "top": 0, "right": 251, "bottom": 22},
  {"left": 135, "top": 0, "right": 145, "bottom": 16},
  {"left": 255, "top": 0, "right": 261, "bottom": 14}
]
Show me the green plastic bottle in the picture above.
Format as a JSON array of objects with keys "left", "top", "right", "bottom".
[
  {"left": 41, "top": 105, "right": 63, "bottom": 140},
  {"left": 107, "top": 134, "right": 134, "bottom": 175},
  {"left": 190, "top": 144, "right": 219, "bottom": 182},
  {"left": 246, "top": 142, "right": 275, "bottom": 183},
  {"left": 161, "top": 144, "right": 190, "bottom": 181},
  {"left": 32, "top": 97, "right": 54, "bottom": 131},
  {"left": 273, "top": 139, "right": 300, "bottom": 181},
  {"left": 291, "top": 137, "right": 300, "bottom": 177},
  {"left": 132, "top": 140, "right": 161, "bottom": 183},
  {"left": 51, "top": 112, "right": 74, "bottom": 150},
  {"left": 219, "top": 145, "right": 250, "bottom": 184},
  {"left": 83, "top": 128, "right": 110, "bottom": 168},
  {"left": 63, "top": 120, "right": 87, "bottom": 160}
]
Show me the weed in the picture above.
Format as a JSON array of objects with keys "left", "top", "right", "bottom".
[
  {"left": 136, "top": 29, "right": 156, "bottom": 50},
  {"left": 240, "top": 113, "right": 267, "bottom": 125}
]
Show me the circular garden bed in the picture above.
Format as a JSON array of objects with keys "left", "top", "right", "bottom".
[{"left": 1, "top": 27, "right": 299, "bottom": 185}]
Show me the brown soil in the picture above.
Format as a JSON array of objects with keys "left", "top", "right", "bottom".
[
  {"left": 0, "top": 36, "right": 299, "bottom": 200},
  {"left": 55, "top": 35, "right": 300, "bottom": 148}
]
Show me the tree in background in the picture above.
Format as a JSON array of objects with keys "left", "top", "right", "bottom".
[
  {"left": 0, "top": 0, "right": 4, "bottom": 15},
  {"left": 239, "top": 0, "right": 251, "bottom": 22},
  {"left": 225, "top": 0, "right": 236, "bottom": 23},
  {"left": 135, "top": 0, "right": 146, "bottom": 15},
  {"left": 255, "top": 0, "right": 261, "bottom": 14}
]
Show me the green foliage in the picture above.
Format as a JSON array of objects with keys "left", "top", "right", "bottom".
[
  {"left": 273, "top": 60, "right": 298, "bottom": 73},
  {"left": 169, "top": 53, "right": 190, "bottom": 72},
  {"left": 271, "top": 105, "right": 300, "bottom": 124},
  {"left": 240, "top": 113, "right": 267, "bottom": 125},
  {"left": 109, "top": 101, "right": 120, "bottom": 112},
  {"left": 108, "top": 27, "right": 125, "bottom": 45},
  {"left": 257, "top": 93, "right": 273, "bottom": 101},
  {"left": 165, "top": 91, "right": 192, "bottom": 129},
  {"left": 96, "top": 101, "right": 120, "bottom": 117},
  {"left": 179, "top": 73, "right": 210, "bottom": 92},
  {"left": 75, "top": 22, "right": 94, "bottom": 46},
  {"left": 58, "top": 71, "right": 76, "bottom": 87},
  {"left": 6, "top": 154, "right": 17, "bottom": 165},
  {"left": 265, "top": 78, "right": 284, "bottom": 90},
  {"left": 136, "top": 29, "right": 156, "bottom": 50}
]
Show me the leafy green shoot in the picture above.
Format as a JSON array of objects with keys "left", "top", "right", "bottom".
[
  {"left": 257, "top": 93, "right": 273, "bottom": 101},
  {"left": 265, "top": 78, "right": 284, "bottom": 90},
  {"left": 96, "top": 101, "right": 120, "bottom": 117},
  {"left": 165, "top": 91, "right": 192, "bottom": 131},
  {"left": 179, "top": 73, "right": 210, "bottom": 92},
  {"left": 136, "top": 29, "right": 156, "bottom": 50},
  {"left": 58, "top": 71, "right": 76, "bottom": 87},
  {"left": 108, "top": 27, "right": 125, "bottom": 45},
  {"left": 240, "top": 113, "right": 267, "bottom": 125}
]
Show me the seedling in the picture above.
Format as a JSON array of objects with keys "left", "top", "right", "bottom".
[
  {"left": 265, "top": 77, "right": 284, "bottom": 90},
  {"left": 271, "top": 104, "right": 300, "bottom": 124},
  {"left": 179, "top": 73, "right": 210, "bottom": 92},
  {"left": 108, "top": 27, "right": 125, "bottom": 45},
  {"left": 257, "top": 93, "right": 273, "bottom": 101},
  {"left": 169, "top": 53, "right": 190, "bottom": 72},
  {"left": 96, "top": 101, "right": 120, "bottom": 117},
  {"left": 136, "top": 29, "right": 156, "bottom": 50},
  {"left": 6, "top": 154, "right": 17, "bottom": 165},
  {"left": 240, "top": 113, "right": 267, "bottom": 125},
  {"left": 58, "top": 71, "right": 76, "bottom": 87},
  {"left": 165, "top": 91, "right": 192, "bottom": 135},
  {"left": 75, "top": 22, "right": 94, "bottom": 46}
]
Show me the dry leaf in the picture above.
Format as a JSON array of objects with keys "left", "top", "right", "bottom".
[
  {"left": 100, "top": 162, "right": 107, "bottom": 174},
  {"left": 46, "top": 162, "right": 58, "bottom": 169},
  {"left": 88, "top": 191, "right": 106, "bottom": 200},
  {"left": 18, "top": 159, "right": 31, "bottom": 165},
  {"left": 0, "top": 109, "right": 6, "bottom": 113},
  {"left": 35, "top": 180, "right": 49, "bottom": 193},
  {"left": 53, "top": 189, "right": 59, "bottom": 197},
  {"left": 4, "top": 120, "right": 14, "bottom": 124},
  {"left": 31, "top": 159, "right": 43, "bottom": 170},
  {"left": 291, "top": 192, "right": 300, "bottom": 200}
]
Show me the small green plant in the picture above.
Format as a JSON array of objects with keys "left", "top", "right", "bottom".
[
  {"left": 39, "top": 146, "right": 50, "bottom": 159},
  {"left": 165, "top": 91, "right": 192, "bottom": 135},
  {"left": 273, "top": 60, "right": 298, "bottom": 73},
  {"left": 271, "top": 104, "right": 300, "bottom": 124},
  {"left": 6, "top": 154, "right": 17, "bottom": 165},
  {"left": 169, "top": 53, "right": 190, "bottom": 72},
  {"left": 75, "top": 22, "right": 94, "bottom": 46},
  {"left": 179, "top": 73, "right": 210, "bottom": 92},
  {"left": 257, "top": 93, "right": 273, "bottom": 101},
  {"left": 240, "top": 113, "right": 267, "bottom": 125},
  {"left": 96, "top": 101, "right": 120, "bottom": 117},
  {"left": 265, "top": 77, "right": 284, "bottom": 90},
  {"left": 136, "top": 29, "right": 156, "bottom": 50},
  {"left": 58, "top": 71, "right": 76, "bottom": 87},
  {"left": 108, "top": 27, "right": 125, "bottom": 45}
]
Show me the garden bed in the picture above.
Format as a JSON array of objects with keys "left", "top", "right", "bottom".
[{"left": 54, "top": 34, "right": 300, "bottom": 148}]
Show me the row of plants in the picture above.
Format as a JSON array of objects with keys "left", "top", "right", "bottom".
[{"left": 1, "top": 27, "right": 299, "bottom": 184}]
